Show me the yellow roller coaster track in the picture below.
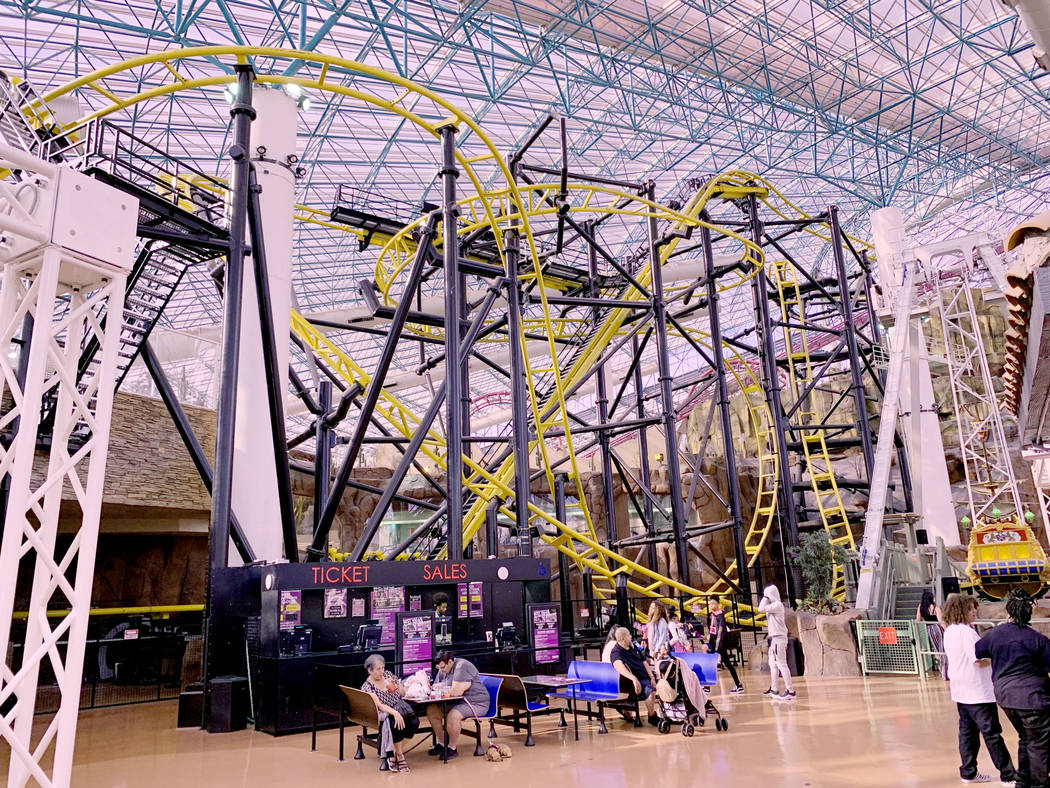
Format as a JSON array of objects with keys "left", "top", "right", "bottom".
[{"left": 31, "top": 46, "right": 872, "bottom": 622}]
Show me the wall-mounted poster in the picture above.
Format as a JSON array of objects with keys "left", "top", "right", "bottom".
[
  {"left": 457, "top": 583, "right": 469, "bottom": 617},
  {"left": 468, "top": 582, "right": 484, "bottom": 618},
  {"left": 323, "top": 587, "right": 348, "bottom": 619},
  {"left": 409, "top": 594, "right": 422, "bottom": 612},
  {"left": 528, "top": 603, "right": 561, "bottom": 665},
  {"left": 371, "top": 586, "right": 406, "bottom": 646},
  {"left": 397, "top": 611, "right": 435, "bottom": 677},
  {"left": 279, "top": 590, "right": 302, "bottom": 631},
  {"left": 351, "top": 597, "right": 366, "bottom": 618}
]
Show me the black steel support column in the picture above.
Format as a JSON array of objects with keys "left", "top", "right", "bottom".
[
  {"left": 645, "top": 182, "right": 691, "bottom": 588},
  {"left": 747, "top": 196, "right": 799, "bottom": 603},
  {"left": 586, "top": 222, "right": 618, "bottom": 552},
  {"left": 631, "top": 334, "right": 656, "bottom": 568},
  {"left": 314, "top": 380, "right": 332, "bottom": 538},
  {"left": 441, "top": 125, "right": 464, "bottom": 560},
  {"left": 245, "top": 166, "right": 298, "bottom": 562},
  {"left": 504, "top": 212, "right": 533, "bottom": 557},
  {"left": 700, "top": 224, "right": 749, "bottom": 606},
  {"left": 308, "top": 213, "right": 438, "bottom": 560},
  {"left": 554, "top": 474, "right": 574, "bottom": 636},
  {"left": 203, "top": 63, "right": 254, "bottom": 725},
  {"left": 485, "top": 503, "right": 499, "bottom": 558},
  {"left": 830, "top": 206, "right": 875, "bottom": 479},
  {"left": 141, "top": 340, "right": 255, "bottom": 565}
]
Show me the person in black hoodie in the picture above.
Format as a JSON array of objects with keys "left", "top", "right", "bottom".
[
  {"left": 975, "top": 589, "right": 1050, "bottom": 788},
  {"left": 707, "top": 598, "right": 744, "bottom": 694}
]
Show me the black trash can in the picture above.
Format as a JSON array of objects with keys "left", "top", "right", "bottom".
[{"left": 206, "top": 675, "right": 249, "bottom": 733}]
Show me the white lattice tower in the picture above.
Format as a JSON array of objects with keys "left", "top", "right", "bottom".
[
  {"left": 0, "top": 141, "right": 136, "bottom": 788},
  {"left": 929, "top": 255, "right": 1024, "bottom": 522}
]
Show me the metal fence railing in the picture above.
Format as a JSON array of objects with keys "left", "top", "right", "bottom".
[
  {"left": 856, "top": 619, "right": 923, "bottom": 676},
  {"left": 6, "top": 611, "right": 202, "bottom": 715}
]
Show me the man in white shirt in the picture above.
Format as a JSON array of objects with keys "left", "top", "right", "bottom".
[{"left": 942, "top": 593, "right": 1018, "bottom": 786}]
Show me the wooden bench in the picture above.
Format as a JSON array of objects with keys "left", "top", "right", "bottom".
[
  {"left": 337, "top": 685, "right": 390, "bottom": 771},
  {"left": 546, "top": 660, "right": 639, "bottom": 734},
  {"left": 483, "top": 673, "right": 554, "bottom": 746}
]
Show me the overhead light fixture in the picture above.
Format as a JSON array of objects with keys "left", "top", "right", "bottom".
[{"left": 283, "top": 83, "right": 302, "bottom": 100}]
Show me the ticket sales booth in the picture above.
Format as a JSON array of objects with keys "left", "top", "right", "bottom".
[{"left": 207, "top": 557, "right": 560, "bottom": 734}]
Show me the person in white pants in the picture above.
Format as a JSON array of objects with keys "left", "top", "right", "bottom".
[{"left": 758, "top": 584, "right": 795, "bottom": 699}]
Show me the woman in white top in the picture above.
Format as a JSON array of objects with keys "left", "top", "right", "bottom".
[
  {"left": 942, "top": 593, "right": 1018, "bottom": 785},
  {"left": 646, "top": 601, "right": 670, "bottom": 658}
]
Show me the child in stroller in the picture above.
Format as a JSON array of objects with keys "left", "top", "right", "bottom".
[{"left": 653, "top": 646, "right": 728, "bottom": 735}]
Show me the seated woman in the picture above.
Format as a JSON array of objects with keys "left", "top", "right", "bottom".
[{"left": 361, "top": 654, "right": 419, "bottom": 773}]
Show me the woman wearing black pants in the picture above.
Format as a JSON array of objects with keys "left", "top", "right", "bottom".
[
  {"left": 976, "top": 590, "right": 1050, "bottom": 788},
  {"left": 707, "top": 598, "right": 744, "bottom": 694}
]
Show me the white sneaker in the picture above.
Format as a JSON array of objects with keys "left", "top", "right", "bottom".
[{"left": 960, "top": 775, "right": 992, "bottom": 784}]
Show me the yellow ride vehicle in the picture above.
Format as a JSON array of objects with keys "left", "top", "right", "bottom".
[{"left": 966, "top": 512, "right": 1050, "bottom": 599}]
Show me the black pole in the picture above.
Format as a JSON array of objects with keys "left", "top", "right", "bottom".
[
  {"left": 203, "top": 63, "right": 254, "bottom": 726},
  {"left": 141, "top": 340, "right": 255, "bottom": 564},
  {"left": 504, "top": 214, "right": 533, "bottom": 557},
  {"left": 245, "top": 165, "right": 299, "bottom": 562},
  {"left": 440, "top": 125, "right": 464, "bottom": 560},
  {"left": 747, "top": 195, "right": 799, "bottom": 605},
  {"left": 587, "top": 221, "right": 618, "bottom": 552},
  {"left": 485, "top": 503, "right": 499, "bottom": 558},
  {"left": 830, "top": 206, "right": 876, "bottom": 480},
  {"left": 700, "top": 224, "right": 750, "bottom": 607},
  {"left": 314, "top": 380, "right": 332, "bottom": 538},
  {"left": 554, "top": 474, "right": 574, "bottom": 637},
  {"left": 645, "top": 181, "right": 691, "bottom": 589},
  {"left": 631, "top": 334, "right": 656, "bottom": 569},
  {"left": 307, "top": 213, "right": 439, "bottom": 560}
]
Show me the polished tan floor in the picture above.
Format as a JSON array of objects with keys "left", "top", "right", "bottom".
[{"left": 1, "top": 674, "right": 1021, "bottom": 787}]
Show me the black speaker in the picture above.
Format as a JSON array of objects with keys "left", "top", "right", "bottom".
[
  {"left": 207, "top": 675, "right": 248, "bottom": 733},
  {"left": 941, "top": 576, "right": 961, "bottom": 598},
  {"left": 915, "top": 529, "right": 929, "bottom": 545}
]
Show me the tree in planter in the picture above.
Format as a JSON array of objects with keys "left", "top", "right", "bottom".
[{"left": 787, "top": 531, "right": 852, "bottom": 613}]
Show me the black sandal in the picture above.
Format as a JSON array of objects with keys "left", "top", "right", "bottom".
[
  {"left": 396, "top": 757, "right": 410, "bottom": 773},
  {"left": 385, "top": 756, "right": 398, "bottom": 772}
]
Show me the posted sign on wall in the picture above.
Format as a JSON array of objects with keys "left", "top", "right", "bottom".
[
  {"left": 397, "top": 611, "right": 436, "bottom": 677},
  {"left": 528, "top": 603, "right": 561, "bottom": 665}
]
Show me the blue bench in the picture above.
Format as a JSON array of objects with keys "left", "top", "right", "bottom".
[
  {"left": 546, "top": 660, "right": 639, "bottom": 733},
  {"left": 482, "top": 673, "right": 550, "bottom": 746},
  {"left": 671, "top": 652, "right": 720, "bottom": 686},
  {"left": 457, "top": 674, "right": 503, "bottom": 756}
]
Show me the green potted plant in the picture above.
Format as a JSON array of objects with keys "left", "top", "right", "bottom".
[{"left": 787, "top": 531, "right": 852, "bottom": 614}]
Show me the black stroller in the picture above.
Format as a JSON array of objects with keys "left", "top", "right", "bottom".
[{"left": 653, "top": 654, "right": 728, "bottom": 735}]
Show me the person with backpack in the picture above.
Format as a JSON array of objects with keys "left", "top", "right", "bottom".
[{"left": 707, "top": 598, "right": 744, "bottom": 694}]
